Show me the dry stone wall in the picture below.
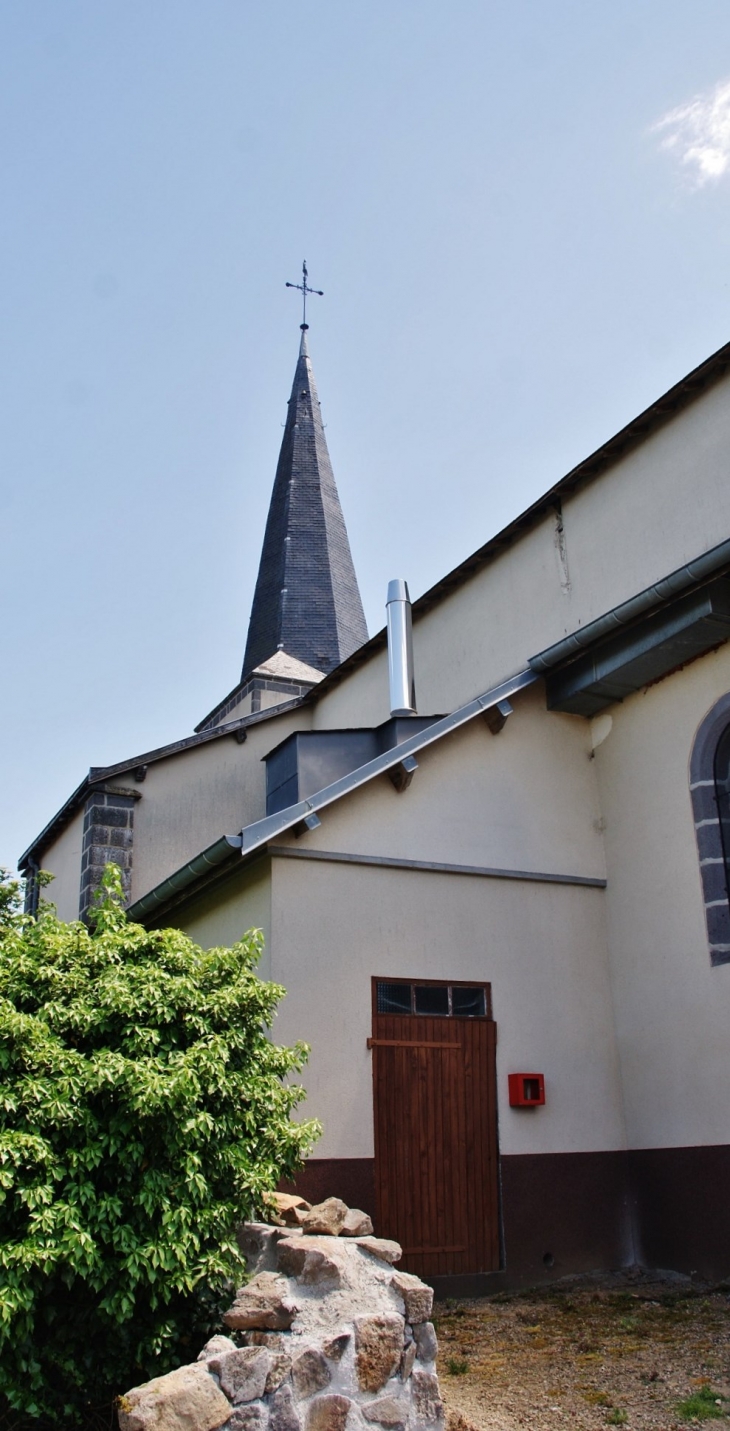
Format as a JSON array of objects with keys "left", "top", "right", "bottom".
[{"left": 119, "top": 1202, "right": 443, "bottom": 1431}]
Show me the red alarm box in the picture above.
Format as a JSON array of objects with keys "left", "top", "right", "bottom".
[{"left": 508, "top": 1073, "right": 545, "bottom": 1107}]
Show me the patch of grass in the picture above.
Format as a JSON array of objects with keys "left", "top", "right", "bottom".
[
  {"left": 606, "top": 1411, "right": 628, "bottom": 1426},
  {"left": 582, "top": 1391, "right": 611, "bottom": 1406},
  {"left": 445, "top": 1357, "right": 470, "bottom": 1376},
  {"left": 618, "top": 1316, "right": 638, "bottom": 1331},
  {"left": 676, "top": 1384, "right": 728, "bottom": 1421}
]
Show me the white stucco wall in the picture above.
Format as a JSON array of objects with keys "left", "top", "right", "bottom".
[
  {"left": 314, "top": 374, "right": 730, "bottom": 733},
  {"left": 39, "top": 807, "right": 84, "bottom": 922},
  {"left": 178, "top": 856, "right": 273, "bottom": 982},
  {"left": 266, "top": 857, "right": 622, "bottom": 1162},
  {"left": 298, "top": 682, "right": 605, "bottom": 881},
  {"left": 594, "top": 641, "right": 730, "bottom": 1151},
  {"left": 129, "top": 705, "right": 310, "bottom": 902}
]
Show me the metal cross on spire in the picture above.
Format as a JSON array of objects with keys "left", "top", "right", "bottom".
[{"left": 286, "top": 260, "right": 323, "bottom": 330}]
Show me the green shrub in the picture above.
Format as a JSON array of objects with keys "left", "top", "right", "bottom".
[{"left": 0, "top": 866, "right": 320, "bottom": 1420}]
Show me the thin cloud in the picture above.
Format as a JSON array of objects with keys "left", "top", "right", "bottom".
[{"left": 653, "top": 77, "right": 730, "bottom": 186}]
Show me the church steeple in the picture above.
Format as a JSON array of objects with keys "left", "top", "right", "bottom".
[{"left": 242, "top": 328, "right": 368, "bottom": 679}]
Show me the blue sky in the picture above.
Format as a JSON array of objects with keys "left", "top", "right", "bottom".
[{"left": 4, "top": 1, "right": 730, "bottom": 871}]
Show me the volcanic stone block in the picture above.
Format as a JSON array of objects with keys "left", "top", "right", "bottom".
[
  {"left": 355, "top": 1238, "right": 402, "bottom": 1265},
  {"left": 292, "top": 1349, "right": 331, "bottom": 1399},
  {"left": 361, "top": 1397, "right": 408, "bottom": 1428},
  {"left": 297, "top": 1198, "right": 349, "bottom": 1236},
  {"left": 391, "top": 1273, "right": 433, "bottom": 1325},
  {"left": 322, "top": 1334, "right": 350, "bottom": 1362},
  {"left": 341, "top": 1209, "right": 374, "bottom": 1237},
  {"left": 198, "top": 1336, "right": 238, "bottom": 1361},
  {"left": 224, "top": 1405, "right": 269, "bottom": 1431},
  {"left": 118, "top": 1363, "right": 231, "bottom": 1431},
  {"left": 209, "top": 1348, "right": 271, "bottom": 1404},
  {"left": 224, "top": 1273, "right": 299, "bottom": 1331},
  {"left": 354, "top": 1315, "right": 405, "bottom": 1393},
  {"left": 413, "top": 1323, "right": 437, "bottom": 1364},
  {"left": 269, "top": 1387, "right": 301, "bottom": 1431},
  {"left": 411, "top": 1371, "right": 444, "bottom": 1425},
  {"left": 305, "top": 1396, "right": 352, "bottom": 1431},
  {"left": 265, "top": 1355, "right": 293, "bottom": 1394}
]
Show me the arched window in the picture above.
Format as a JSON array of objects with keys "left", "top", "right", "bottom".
[
  {"left": 715, "top": 726, "right": 730, "bottom": 907},
  {"left": 690, "top": 693, "right": 730, "bottom": 965}
]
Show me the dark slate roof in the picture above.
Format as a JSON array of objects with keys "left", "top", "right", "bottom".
[{"left": 241, "top": 329, "right": 368, "bottom": 679}]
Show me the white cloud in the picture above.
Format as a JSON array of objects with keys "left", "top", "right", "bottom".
[{"left": 653, "top": 77, "right": 730, "bottom": 186}]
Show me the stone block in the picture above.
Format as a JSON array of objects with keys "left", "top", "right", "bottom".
[
  {"left": 269, "top": 1387, "right": 301, "bottom": 1431},
  {"left": 411, "top": 1372, "right": 444, "bottom": 1425},
  {"left": 276, "top": 1237, "right": 308, "bottom": 1277},
  {"left": 246, "top": 1332, "right": 288, "bottom": 1350},
  {"left": 354, "top": 1315, "right": 405, "bottom": 1393},
  {"left": 355, "top": 1237, "right": 402, "bottom": 1265},
  {"left": 266, "top": 1192, "right": 312, "bottom": 1225},
  {"left": 297, "top": 1198, "right": 348, "bottom": 1236},
  {"left": 223, "top": 1273, "right": 299, "bottom": 1331},
  {"left": 265, "top": 1354, "right": 293, "bottom": 1394},
  {"left": 341, "top": 1209, "right": 374, "bottom": 1237},
  {"left": 413, "top": 1323, "right": 437, "bottom": 1364},
  {"left": 399, "top": 1343, "right": 416, "bottom": 1381},
  {"left": 292, "top": 1348, "right": 331, "bottom": 1399},
  {"left": 300, "top": 1249, "right": 342, "bottom": 1288},
  {"left": 362, "top": 1397, "right": 408, "bottom": 1428},
  {"left": 391, "top": 1273, "right": 433, "bottom": 1324},
  {"left": 208, "top": 1348, "right": 271, "bottom": 1404},
  {"left": 198, "top": 1336, "right": 238, "bottom": 1361},
  {"left": 224, "top": 1405, "right": 269, "bottom": 1431},
  {"left": 238, "top": 1223, "right": 284, "bottom": 1276},
  {"left": 322, "top": 1334, "right": 350, "bottom": 1362},
  {"left": 118, "top": 1363, "right": 231, "bottom": 1431},
  {"left": 305, "top": 1396, "right": 352, "bottom": 1431}
]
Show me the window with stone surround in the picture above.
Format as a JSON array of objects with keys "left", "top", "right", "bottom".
[{"left": 690, "top": 692, "right": 730, "bottom": 965}]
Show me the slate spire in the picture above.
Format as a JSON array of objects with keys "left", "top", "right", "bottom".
[{"left": 242, "top": 329, "right": 368, "bottom": 679}]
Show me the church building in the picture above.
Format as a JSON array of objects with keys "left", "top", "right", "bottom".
[{"left": 21, "top": 312, "right": 730, "bottom": 1294}]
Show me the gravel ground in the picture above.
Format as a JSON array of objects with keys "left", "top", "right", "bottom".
[{"left": 437, "top": 1269, "right": 730, "bottom": 1430}]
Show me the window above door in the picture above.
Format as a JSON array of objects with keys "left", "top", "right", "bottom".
[{"left": 375, "top": 978, "right": 491, "bottom": 1019}]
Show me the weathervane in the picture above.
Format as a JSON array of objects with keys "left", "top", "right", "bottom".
[{"left": 286, "top": 260, "right": 323, "bottom": 330}]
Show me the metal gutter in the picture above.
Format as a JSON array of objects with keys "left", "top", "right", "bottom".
[
  {"left": 127, "top": 835, "right": 244, "bottom": 922},
  {"left": 529, "top": 537, "right": 730, "bottom": 675},
  {"left": 240, "top": 667, "right": 537, "bottom": 857},
  {"left": 125, "top": 667, "right": 537, "bottom": 924}
]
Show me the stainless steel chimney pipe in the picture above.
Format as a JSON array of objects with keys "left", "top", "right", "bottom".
[{"left": 386, "top": 579, "right": 417, "bottom": 717}]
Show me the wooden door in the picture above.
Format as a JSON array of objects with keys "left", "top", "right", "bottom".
[{"left": 370, "top": 978, "right": 499, "bottom": 1279}]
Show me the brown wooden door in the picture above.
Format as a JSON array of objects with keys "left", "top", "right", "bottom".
[{"left": 371, "top": 981, "right": 499, "bottom": 1279}]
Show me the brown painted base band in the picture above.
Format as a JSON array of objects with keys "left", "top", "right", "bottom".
[
  {"left": 283, "top": 1145, "right": 730, "bottom": 1291},
  {"left": 629, "top": 1144, "right": 730, "bottom": 1280}
]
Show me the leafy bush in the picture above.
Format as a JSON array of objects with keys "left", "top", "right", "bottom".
[{"left": 0, "top": 866, "right": 319, "bottom": 1420}]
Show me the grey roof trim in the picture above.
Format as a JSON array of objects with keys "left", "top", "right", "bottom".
[
  {"left": 243, "top": 667, "right": 537, "bottom": 853},
  {"left": 305, "top": 339, "right": 730, "bottom": 703},
  {"left": 18, "top": 696, "right": 306, "bottom": 871},
  {"left": 126, "top": 666, "right": 537, "bottom": 924},
  {"left": 269, "top": 844, "right": 606, "bottom": 888},
  {"left": 530, "top": 536, "right": 730, "bottom": 675}
]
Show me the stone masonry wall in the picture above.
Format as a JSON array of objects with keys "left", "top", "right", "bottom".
[
  {"left": 79, "top": 785, "right": 140, "bottom": 919},
  {"left": 119, "top": 1199, "right": 444, "bottom": 1431}
]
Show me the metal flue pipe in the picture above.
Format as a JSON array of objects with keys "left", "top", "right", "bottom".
[{"left": 386, "top": 579, "right": 417, "bottom": 716}]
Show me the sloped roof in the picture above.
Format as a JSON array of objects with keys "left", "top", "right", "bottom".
[{"left": 241, "top": 329, "right": 369, "bottom": 679}]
